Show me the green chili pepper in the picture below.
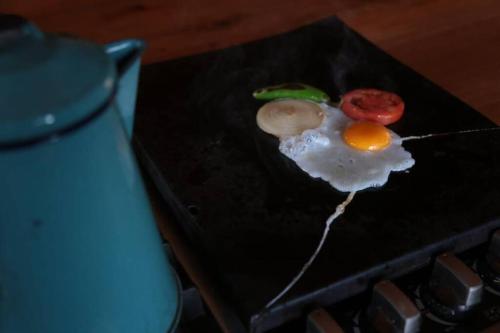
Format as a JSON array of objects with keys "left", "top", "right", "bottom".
[{"left": 252, "top": 83, "right": 330, "bottom": 103}]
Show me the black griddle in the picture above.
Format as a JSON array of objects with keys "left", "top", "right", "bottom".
[{"left": 133, "top": 17, "right": 500, "bottom": 332}]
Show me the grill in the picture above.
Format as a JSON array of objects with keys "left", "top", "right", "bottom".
[{"left": 134, "top": 17, "right": 500, "bottom": 332}]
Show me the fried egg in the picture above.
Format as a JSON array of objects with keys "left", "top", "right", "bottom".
[{"left": 274, "top": 103, "right": 415, "bottom": 192}]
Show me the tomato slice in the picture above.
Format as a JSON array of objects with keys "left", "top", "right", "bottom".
[{"left": 340, "top": 88, "right": 404, "bottom": 125}]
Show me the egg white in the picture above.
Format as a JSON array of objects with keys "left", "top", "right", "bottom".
[{"left": 279, "top": 104, "right": 415, "bottom": 192}]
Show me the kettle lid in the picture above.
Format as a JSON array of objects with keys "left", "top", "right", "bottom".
[{"left": 0, "top": 15, "right": 116, "bottom": 146}]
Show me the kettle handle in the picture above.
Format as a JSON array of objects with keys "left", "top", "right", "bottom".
[{"left": 104, "top": 39, "right": 145, "bottom": 138}]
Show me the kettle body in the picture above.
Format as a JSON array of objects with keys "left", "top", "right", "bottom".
[{"left": 0, "top": 15, "right": 180, "bottom": 333}]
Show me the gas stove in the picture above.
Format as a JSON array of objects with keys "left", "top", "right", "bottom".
[{"left": 134, "top": 17, "right": 500, "bottom": 332}]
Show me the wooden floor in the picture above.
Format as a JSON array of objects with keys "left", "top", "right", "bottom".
[{"left": 3, "top": 0, "right": 500, "bottom": 124}]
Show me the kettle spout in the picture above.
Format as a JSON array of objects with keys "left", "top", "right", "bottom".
[{"left": 104, "top": 39, "right": 145, "bottom": 138}]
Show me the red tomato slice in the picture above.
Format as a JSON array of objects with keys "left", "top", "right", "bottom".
[{"left": 340, "top": 88, "right": 404, "bottom": 125}]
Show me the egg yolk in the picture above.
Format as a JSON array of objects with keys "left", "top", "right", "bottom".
[{"left": 342, "top": 121, "right": 391, "bottom": 151}]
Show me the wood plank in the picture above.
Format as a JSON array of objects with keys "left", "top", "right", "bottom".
[
  {"left": 1, "top": 0, "right": 363, "bottom": 63},
  {"left": 338, "top": 0, "right": 500, "bottom": 124}
]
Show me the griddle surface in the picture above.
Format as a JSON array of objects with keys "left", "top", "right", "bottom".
[{"left": 134, "top": 17, "right": 500, "bottom": 331}]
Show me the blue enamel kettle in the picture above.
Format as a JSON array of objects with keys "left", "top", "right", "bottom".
[{"left": 0, "top": 15, "right": 180, "bottom": 333}]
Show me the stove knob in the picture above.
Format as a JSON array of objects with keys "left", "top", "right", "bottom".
[
  {"left": 307, "top": 308, "right": 344, "bottom": 333},
  {"left": 486, "top": 230, "right": 500, "bottom": 273},
  {"left": 477, "top": 230, "right": 500, "bottom": 291},
  {"left": 366, "top": 280, "right": 421, "bottom": 333},
  {"left": 422, "top": 252, "right": 483, "bottom": 322}
]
